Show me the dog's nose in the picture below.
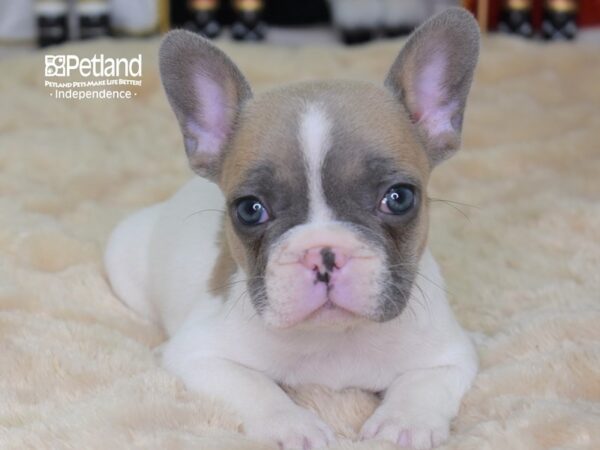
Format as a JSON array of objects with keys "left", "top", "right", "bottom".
[{"left": 300, "top": 246, "right": 349, "bottom": 274}]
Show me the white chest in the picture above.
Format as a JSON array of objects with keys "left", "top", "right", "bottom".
[{"left": 217, "top": 294, "right": 439, "bottom": 392}]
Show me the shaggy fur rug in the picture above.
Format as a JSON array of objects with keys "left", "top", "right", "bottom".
[{"left": 1, "top": 35, "right": 599, "bottom": 450}]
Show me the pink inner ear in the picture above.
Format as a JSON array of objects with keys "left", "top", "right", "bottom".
[
  {"left": 187, "top": 73, "right": 231, "bottom": 156},
  {"left": 413, "top": 52, "right": 457, "bottom": 137}
]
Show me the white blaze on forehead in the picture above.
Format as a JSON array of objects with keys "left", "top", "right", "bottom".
[{"left": 299, "top": 103, "right": 334, "bottom": 221}]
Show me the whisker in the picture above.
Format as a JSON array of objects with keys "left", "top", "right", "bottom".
[
  {"left": 184, "top": 208, "right": 226, "bottom": 222},
  {"left": 428, "top": 197, "right": 480, "bottom": 209},
  {"left": 411, "top": 280, "right": 432, "bottom": 317},
  {"left": 433, "top": 202, "right": 470, "bottom": 221},
  {"left": 206, "top": 275, "right": 266, "bottom": 295},
  {"left": 225, "top": 287, "right": 249, "bottom": 319},
  {"left": 241, "top": 285, "right": 267, "bottom": 323},
  {"left": 415, "top": 270, "right": 456, "bottom": 297},
  {"left": 385, "top": 261, "right": 456, "bottom": 298},
  {"left": 428, "top": 197, "right": 478, "bottom": 222},
  {"left": 383, "top": 271, "right": 420, "bottom": 320}
]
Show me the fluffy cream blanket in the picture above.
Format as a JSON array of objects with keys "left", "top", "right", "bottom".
[{"left": 1, "top": 35, "right": 599, "bottom": 449}]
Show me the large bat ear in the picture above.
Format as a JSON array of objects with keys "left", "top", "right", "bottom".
[
  {"left": 385, "top": 8, "right": 480, "bottom": 167},
  {"left": 159, "top": 30, "right": 252, "bottom": 179}
]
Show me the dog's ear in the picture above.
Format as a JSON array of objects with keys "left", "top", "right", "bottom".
[
  {"left": 385, "top": 8, "right": 480, "bottom": 167},
  {"left": 160, "top": 30, "right": 252, "bottom": 179}
]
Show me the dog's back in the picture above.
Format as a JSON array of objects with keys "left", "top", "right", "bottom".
[{"left": 105, "top": 177, "right": 224, "bottom": 334}]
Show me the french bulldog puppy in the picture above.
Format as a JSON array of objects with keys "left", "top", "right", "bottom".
[{"left": 105, "top": 8, "right": 480, "bottom": 450}]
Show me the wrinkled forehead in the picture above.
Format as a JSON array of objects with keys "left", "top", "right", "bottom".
[{"left": 220, "top": 81, "right": 430, "bottom": 198}]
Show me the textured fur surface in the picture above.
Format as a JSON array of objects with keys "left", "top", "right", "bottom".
[{"left": 0, "top": 35, "right": 599, "bottom": 449}]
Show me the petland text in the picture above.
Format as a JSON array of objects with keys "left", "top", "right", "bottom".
[{"left": 45, "top": 54, "right": 142, "bottom": 78}]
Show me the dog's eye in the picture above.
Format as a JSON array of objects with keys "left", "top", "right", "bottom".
[
  {"left": 379, "top": 184, "right": 416, "bottom": 215},
  {"left": 235, "top": 196, "right": 269, "bottom": 226}
]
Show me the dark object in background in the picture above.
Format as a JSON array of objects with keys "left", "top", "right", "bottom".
[
  {"left": 170, "top": 0, "right": 330, "bottom": 29},
  {"left": 467, "top": 0, "right": 592, "bottom": 38},
  {"left": 78, "top": 1, "right": 111, "bottom": 40},
  {"left": 498, "top": 0, "right": 534, "bottom": 37},
  {"left": 340, "top": 27, "right": 375, "bottom": 45},
  {"left": 187, "top": 0, "right": 222, "bottom": 38},
  {"left": 265, "top": 0, "right": 330, "bottom": 25},
  {"left": 36, "top": 1, "right": 69, "bottom": 47},
  {"left": 541, "top": 0, "right": 578, "bottom": 40},
  {"left": 231, "top": 0, "right": 267, "bottom": 41},
  {"left": 382, "top": 24, "right": 415, "bottom": 38}
]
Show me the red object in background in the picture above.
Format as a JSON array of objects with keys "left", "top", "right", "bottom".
[
  {"left": 579, "top": 0, "right": 600, "bottom": 26},
  {"left": 465, "top": 0, "right": 600, "bottom": 29}
]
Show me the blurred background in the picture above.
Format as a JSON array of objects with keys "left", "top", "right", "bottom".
[{"left": 0, "top": 0, "right": 599, "bottom": 57}]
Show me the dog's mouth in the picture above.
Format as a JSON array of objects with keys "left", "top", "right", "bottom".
[
  {"left": 302, "top": 299, "right": 361, "bottom": 326},
  {"left": 255, "top": 223, "right": 400, "bottom": 329}
]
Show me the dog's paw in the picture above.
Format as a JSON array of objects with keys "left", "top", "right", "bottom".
[
  {"left": 244, "top": 406, "right": 336, "bottom": 449},
  {"left": 359, "top": 408, "right": 450, "bottom": 449}
]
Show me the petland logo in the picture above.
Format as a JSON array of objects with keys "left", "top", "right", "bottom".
[
  {"left": 44, "top": 53, "right": 143, "bottom": 100},
  {"left": 45, "top": 54, "right": 142, "bottom": 78}
]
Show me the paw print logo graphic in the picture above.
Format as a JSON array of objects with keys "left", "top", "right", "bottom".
[{"left": 45, "top": 55, "right": 66, "bottom": 77}]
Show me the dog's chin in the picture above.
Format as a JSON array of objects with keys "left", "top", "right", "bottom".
[{"left": 260, "top": 299, "right": 376, "bottom": 331}]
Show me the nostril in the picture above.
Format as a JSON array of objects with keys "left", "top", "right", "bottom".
[
  {"left": 300, "top": 248, "right": 323, "bottom": 271},
  {"left": 315, "top": 271, "right": 330, "bottom": 284},
  {"left": 301, "top": 246, "right": 351, "bottom": 272},
  {"left": 327, "top": 247, "right": 350, "bottom": 270}
]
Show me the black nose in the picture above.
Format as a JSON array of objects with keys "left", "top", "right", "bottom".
[
  {"left": 315, "top": 271, "right": 330, "bottom": 284},
  {"left": 320, "top": 247, "right": 336, "bottom": 272},
  {"left": 313, "top": 247, "right": 335, "bottom": 284}
]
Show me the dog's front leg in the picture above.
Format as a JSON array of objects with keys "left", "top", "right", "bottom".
[
  {"left": 163, "top": 350, "right": 336, "bottom": 449},
  {"left": 360, "top": 364, "right": 475, "bottom": 449}
]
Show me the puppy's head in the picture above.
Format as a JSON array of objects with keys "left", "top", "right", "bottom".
[{"left": 160, "top": 8, "right": 479, "bottom": 329}]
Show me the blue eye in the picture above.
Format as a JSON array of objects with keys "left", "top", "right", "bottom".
[
  {"left": 236, "top": 197, "right": 269, "bottom": 226},
  {"left": 380, "top": 185, "right": 416, "bottom": 215}
]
